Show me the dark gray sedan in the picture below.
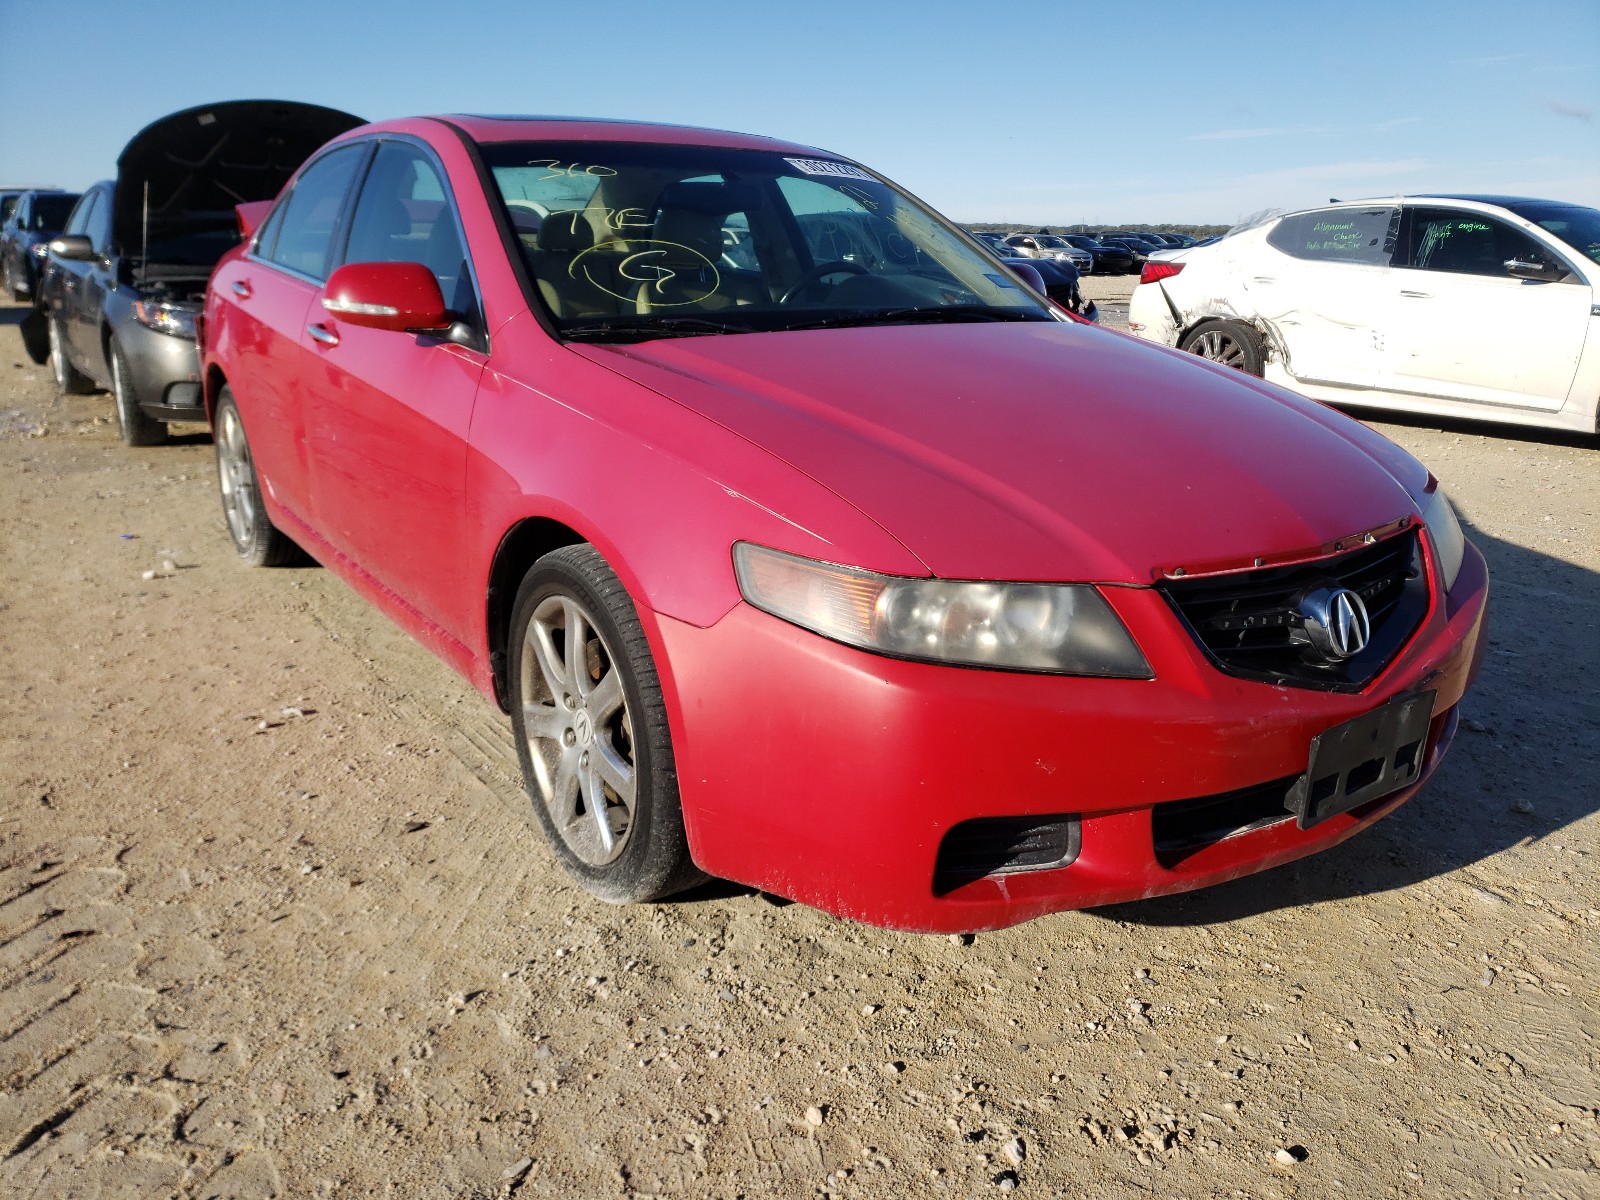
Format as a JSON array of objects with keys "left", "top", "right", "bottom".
[{"left": 38, "top": 100, "right": 363, "bottom": 445}]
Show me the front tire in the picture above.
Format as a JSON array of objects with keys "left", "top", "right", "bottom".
[
  {"left": 1179, "top": 319, "right": 1265, "bottom": 376},
  {"left": 48, "top": 318, "right": 94, "bottom": 395},
  {"left": 508, "top": 545, "right": 703, "bottom": 904},
  {"left": 111, "top": 341, "right": 168, "bottom": 446},
  {"left": 214, "top": 389, "right": 302, "bottom": 567}
]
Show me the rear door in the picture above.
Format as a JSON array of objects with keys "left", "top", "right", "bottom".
[
  {"left": 1249, "top": 206, "right": 1397, "bottom": 389},
  {"left": 214, "top": 143, "right": 371, "bottom": 513},
  {"left": 1381, "top": 205, "right": 1590, "bottom": 411}
]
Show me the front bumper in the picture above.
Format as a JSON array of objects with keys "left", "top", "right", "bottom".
[
  {"left": 114, "top": 317, "right": 205, "bottom": 421},
  {"left": 656, "top": 544, "right": 1488, "bottom": 932}
]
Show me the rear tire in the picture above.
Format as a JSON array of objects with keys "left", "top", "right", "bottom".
[
  {"left": 1179, "top": 319, "right": 1265, "bottom": 376},
  {"left": 48, "top": 317, "right": 94, "bottom": 395},
  {"left": 214, "top": 389, "right": 302, "bottom": 567},
  {"left": 111, "top": 341, "right": 168, "bottom": 446},
  {"left": 508, "top": 545, "right": 705, "bottom": 904}
]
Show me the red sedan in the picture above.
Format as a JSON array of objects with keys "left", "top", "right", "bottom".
[{"left": 201, "top": 116, "right": 1488, "bottom": 932}]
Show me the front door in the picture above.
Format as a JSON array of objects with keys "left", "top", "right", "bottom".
[
  {"left": 301, "top": 139, "right": 487, "bottom": 644},
  {"left": 1381, "top": 206, "right": 1590, "bottom": 412}
]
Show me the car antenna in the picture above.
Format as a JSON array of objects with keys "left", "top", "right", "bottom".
[{"left": 141, "top": 181, "right": 150, "bottom": 268}]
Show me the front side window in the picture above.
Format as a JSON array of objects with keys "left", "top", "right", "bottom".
[
  {"left": 483, "top": 141, "right": 1052, "bottom": 340},
  {"left": 1502, "top": 201, "right": 1600, "bottom": 266},
  {"left": 342, "top": 141, "right": 478, "bottom": 318},
  {"left": 84, "top": 191, "right": 113, "bottom": 254},
  {"left": 265, "top": 144, "right": 367, "bottom": 281},
  {"left": 62, "top": 193, "right": 94, "bottom": 237},
  {"left": 1399, "top": 206, "right": 1575, "bottom": 276},
  {"left": 1267, "top": 207, "right": 1397, "bottom": 265}
]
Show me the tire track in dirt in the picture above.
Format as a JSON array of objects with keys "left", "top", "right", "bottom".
[{"left": 0, "top": 844, "right": 284, "bottom": 1197}]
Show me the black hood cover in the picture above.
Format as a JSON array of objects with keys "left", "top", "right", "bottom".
[{"left": 113, "top": 100, "right": 364, "bottom": 258}]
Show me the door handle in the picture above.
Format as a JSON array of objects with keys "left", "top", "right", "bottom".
[
  {"left": 230, "top": 279, "right": 252, "bottom": 299},
  {"left": 1399, "top": 290, "right": 1431, "bottom": 298},
  {"left": 306, "top": 323, "right": 339, "bottom": 347}
]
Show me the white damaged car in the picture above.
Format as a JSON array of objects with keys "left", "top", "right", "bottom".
[{"left": 1127, "top": 195, "right": 1600, "bottom": 435}]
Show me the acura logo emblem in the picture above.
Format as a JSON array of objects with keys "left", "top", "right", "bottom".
[{"left": 1298, "top": 586, "right": 1371, "bottom": 660}]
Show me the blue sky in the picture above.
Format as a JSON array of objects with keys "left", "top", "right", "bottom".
[{"left": 3, "top": 0, "right": 1595, "bottom": 225}]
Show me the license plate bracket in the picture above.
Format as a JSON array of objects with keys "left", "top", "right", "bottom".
[{"left": 1288, "top": 692, "right": 1436, "bottom": 830}]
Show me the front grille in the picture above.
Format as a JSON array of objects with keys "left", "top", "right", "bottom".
[
  {"left": 1159, "top": 528, "right": 1427, "bottom": 691},
  {"left": 933, "top": 815, "right": 1081, "bottom": 896}
]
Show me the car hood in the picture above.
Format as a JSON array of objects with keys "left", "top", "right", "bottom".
[
  {"left": 114, "top": 100, "right": 365, "bottom": 259},
  {"left": 576, "top": 323, "right": 1423, "bottom": 584}
]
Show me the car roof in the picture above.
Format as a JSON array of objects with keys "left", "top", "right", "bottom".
[
  {"left": 1307, "top": 194, "right": 1572, "bottom": 211},
  {"left": 423, "top": 114, "right": 833, "bottom": 158}
]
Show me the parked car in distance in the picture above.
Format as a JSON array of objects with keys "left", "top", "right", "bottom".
[
  {"left": 969, "top": 232, "right": 1094, "bottom": 315},
  {"left": 1128, "top": 194, "right": 1600, "bottom": 434},
  {"left": 1100, "top": 231, "right": 1171, "bottom": 251},
  {"left": 1096, "top": 235, "right": 1156, "bottom": 270},
  {"left": 1001, "top": 233, "right": 1094, "bottom": 275},
  {"left": 203, "top": 114, "right": 1485, "bottom": 933},
  {"left": 1057, "top": 233, "right": 1135, "bottom": 274},
  {"left": 2, "top": 190, "right": 80, "bottom": 301},
  {"left": 38, "top": 100, "right": 364, "bottom": 445}
]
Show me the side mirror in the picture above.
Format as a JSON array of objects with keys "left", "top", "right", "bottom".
[
  {"left": 1003, "top": 261, "right": 1047, "bottom": 294},
  {"left": 1504, "top": 258, "right": 1567, "bottom": 283},
  {"left": 48, "top": 234, "right": 96, "bottom": 261},
  {"left": 321, "top": 261, "right": 451, "bottom": 332}
]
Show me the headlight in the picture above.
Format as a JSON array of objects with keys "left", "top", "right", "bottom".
[
  {"left": 733, "top": 542, "right": 1152, "bottom": 677},
  {"left": 1418, "top": 485, "right": 1465, "bottom": 591},
  {"left": 131, "top": 300, "right": 198, "bottom": 339}
]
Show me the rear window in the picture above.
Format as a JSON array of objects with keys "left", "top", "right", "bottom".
[{"left": 1267, "top": 207, "right": 1397, "bottom": 265}]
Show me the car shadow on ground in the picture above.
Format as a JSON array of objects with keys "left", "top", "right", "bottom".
[
  {"left": 1342, "top": 405, "right": 1598, "bottom": 451},
  {"left": 1098, "top": 518, "right": 1598, "bottom": 926}
]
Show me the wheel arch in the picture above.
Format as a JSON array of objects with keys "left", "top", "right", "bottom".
[
  {"left": 1177, "top": 311, "right": 1283, "bottom": 367},
  {"left": 485, "top": 516, "right": 589, "bottom": 711},
  {"left": 203, "top": 363, "right": 229, "bottom": 423}
]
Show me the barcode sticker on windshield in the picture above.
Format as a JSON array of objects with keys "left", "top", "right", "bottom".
[{"left": 785, "top": 158, "right": 873, "bottom": 180}]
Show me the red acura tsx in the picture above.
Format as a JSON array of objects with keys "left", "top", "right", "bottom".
[{"left": 201, "top": 115, "right": 1488, "bottom": 932}]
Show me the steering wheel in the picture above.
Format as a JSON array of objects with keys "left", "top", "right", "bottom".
[{"left": 779, "top": 260, "right": 868, "bottom": 304}]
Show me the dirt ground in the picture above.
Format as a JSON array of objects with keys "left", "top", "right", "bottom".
[{"left": 2, "top": 289, "right": 1596, "bottom": 1200}]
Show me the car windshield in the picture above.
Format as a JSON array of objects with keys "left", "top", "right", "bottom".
[
  {"left": 1033, "top": 235, "right": 1070, "bottom": 249},
  {"left": 1503, "top": 200, "right": 1600, "bottom": 265},
  {"left": 482, "top": 141, "right": 1053, "bottom": 340}
]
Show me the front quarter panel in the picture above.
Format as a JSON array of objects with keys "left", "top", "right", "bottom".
[{"left": 465, "top": 311, "right": 925, "bottom": 640}]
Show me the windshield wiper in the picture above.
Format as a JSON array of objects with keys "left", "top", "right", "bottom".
[
  {"left": 786, "top": 305, "right": 1048, "bottom": 332},
  {"left": 561, "top": 315, "right": 755, "bottom": 343}
]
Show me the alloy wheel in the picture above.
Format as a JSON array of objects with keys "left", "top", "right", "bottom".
[
  {"left": 216, "top": 405, "right": 257, "bottom": 548},
  {"left": 48, "top": 320, "right": 67, "bottom": 389},
  {"left": 1187, "top": 328, "right": 1248, "bottom": 369},
  {"left": 519, "top": 593, "right": 637, "bottom": 866}
]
